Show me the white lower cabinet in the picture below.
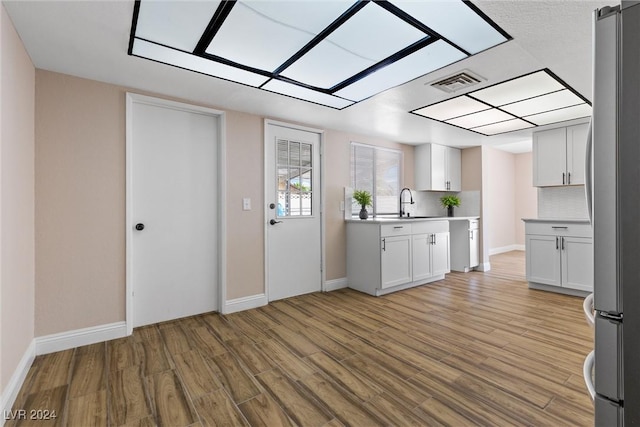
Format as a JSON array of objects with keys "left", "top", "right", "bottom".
[
  {"left": 412, "top": 232, "right": 450, "bottom": 282},
  {"left": 524, "top": 221, "right": 593, "bottom": 294},
  {"left": 381, "top": 235, "right": 413, "bottom": 289},
  {"left": 347, "top": 220, "right": 450, "bottom": 296}
]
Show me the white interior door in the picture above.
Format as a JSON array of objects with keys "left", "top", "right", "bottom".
[
  {"left": 266, "top": 121, "right": 322, "bottom": 301},
  {"left": 129, "top": 95, "right": 219, "bottom": 327}
]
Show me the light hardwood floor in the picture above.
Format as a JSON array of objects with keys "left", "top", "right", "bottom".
[{"left": 8, "top": 251, "right": 594, "bottom": 426}]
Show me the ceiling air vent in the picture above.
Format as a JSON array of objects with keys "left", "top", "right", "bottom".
[{"left": 429, "top": 70, "right": 485, "bottom": 93}]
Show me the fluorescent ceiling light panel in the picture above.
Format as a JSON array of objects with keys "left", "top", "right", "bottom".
[
  {"left": 131, "top": 39, "right": 269, "bottom": 87},
  {"left": 263, "top": 80, "right": 355, "bottom": 109},
  {"left": 500, "top": 89, "right": 584, "bottom": 117},
  {"left": 135, "top": 1, "right": 222, "bottom": 51},
  {"left": 335, "top": 40, "right": 466, "bottom": 102},
  {"left": 472, "top": 119, "right": 535, "bottom": 135},
  {"left": 281, "top": 3, "right": 425, "bottom": 89},
  {"left": 472, "top": 70, "right": 564, "bottom": 106},
  {"left": 130, "top": 0, "right": 510, "bottom": 109},
  {"left": 446, "top": 108, "right": 515, "bottom": 128},
  {"left": 205, "top": 1, "right": 352, "bottom": 71},
  {"left": 410, "top": 69, "right": 591, "bottom": 135},
  {"left": 413, "top": 96, "right": 489, "bottom": 121},
  {"left": 524, "top": 103, "right": 592, "bottom": 126},
  {"left": 391, "top": 0, "right": 508, "bottom": 54}
]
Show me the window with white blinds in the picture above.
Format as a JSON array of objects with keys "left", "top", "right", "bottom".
[{"left": 350, "top": 143, "right": 402, "bottom": 216}]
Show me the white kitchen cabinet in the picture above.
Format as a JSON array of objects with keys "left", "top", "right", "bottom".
[
  {"left": 415, "top": 143, "right": 461, "bottom": 191},
  {"left": 412, "top": 232, "right": 450, "bottom": 281},
  {"left": 347, "top": 220, "right": 450, "bottom": 296},
  {"left": 533, "top": 123, "right": 589, "bottom": 187},
  {"left": 450, "top": 219, "right": 480, "bottom": 272},
  {"left": 381, "top": 234, "right": 412, "bottom": 288},
  {"left": 524, "top": 220, "right": 593, "bottom": 294}
]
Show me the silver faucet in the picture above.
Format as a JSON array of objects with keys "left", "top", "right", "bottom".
[{"left": 399, "top": 187, "right": 414, "bottom": 217}]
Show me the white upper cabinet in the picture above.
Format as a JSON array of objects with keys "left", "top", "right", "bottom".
[
  {"left": 533, "top": 123, "right": 589, "bottom": 187},
  {"left": 415, "top": 143, "right": 461, "bottom": 191}
]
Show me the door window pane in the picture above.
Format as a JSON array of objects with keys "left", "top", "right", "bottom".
[{"left": 276, "top": 138, "right": 313, "bottom": 217}]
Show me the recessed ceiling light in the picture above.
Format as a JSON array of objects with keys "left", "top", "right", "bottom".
[
  {"left": 129, "top": 0, "right": 511, "bottom": 109},
  {"left": 410, "top": 69, "right": 591, "bottom": 136}
]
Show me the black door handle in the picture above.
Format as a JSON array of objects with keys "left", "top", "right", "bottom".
[
  {"left": 270, "top": 219, "right": 283, "bottom": 225},
  {"left": 135, "top": 223, "right": 145, "bottom": 231}
]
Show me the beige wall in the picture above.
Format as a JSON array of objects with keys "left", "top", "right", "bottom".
[
  {"left": 34, "top": 70, "right": 412, "bottom": 335},
  {"left": 35, "top": 71, "right": 126, "bottom": 336},
  {"left": 514, "top": 152, "right": 537, "bottom": 245},
  {"left": 484, "top": 146, "right": 517, "bottom": 252},
  {"left": 1, "top": 5, "right": 35, "bottom": 392}
]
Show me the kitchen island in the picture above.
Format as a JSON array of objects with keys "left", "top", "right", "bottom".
[{"left": 346, "top": 216, "right": 479, "bottom": 296}]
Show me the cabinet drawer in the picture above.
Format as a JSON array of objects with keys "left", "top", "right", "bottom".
[
  {"left": 380, "top": 223, "right": 412, "bottom": 237},
  {"left": 412, "top": 220, "right": 449, "bottom": 234},
  {"left": 525, "top": 222, "right": 591, "bottom": 237}
]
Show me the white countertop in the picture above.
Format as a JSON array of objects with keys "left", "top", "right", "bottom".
[
  {"left": 521, "top": 218, "right": 590, "bottom": 224},
  {"left": 346, "top": 216, "right": 479, "bottom": 224}
]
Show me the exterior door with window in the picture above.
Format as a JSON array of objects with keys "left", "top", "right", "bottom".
[{"left": 265, "top": 121, "right": 322, "bottom": 301}]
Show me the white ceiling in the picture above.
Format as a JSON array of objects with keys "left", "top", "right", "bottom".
[{"left": 3, "top": 0, "right": 612, "bottom": 152}]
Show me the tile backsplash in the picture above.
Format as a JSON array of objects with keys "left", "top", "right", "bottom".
[
  {"left": 413, "top": 190, "right": 480, "bottom": 217},
  {"left": 538, "top": 186, "right": 588, "bottom": 219}
]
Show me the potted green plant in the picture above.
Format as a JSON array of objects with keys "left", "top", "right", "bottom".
[
  {"left": 353, "top": 189, "right": 372, "bottom": 220},
  {"left": 440, "top": 194, "right": 461, "bottom": 217}
]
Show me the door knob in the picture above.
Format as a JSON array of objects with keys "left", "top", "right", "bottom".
[
  {"left": 135, "top": 223, "right": 145, "bottom": 231},
  {"left": 270, "top": 219, "right": 283, "bottom": 225}
]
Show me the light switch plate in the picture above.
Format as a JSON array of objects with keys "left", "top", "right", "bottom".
[{"left": 242, "top": 198, "right": 251, "bottom": 211}]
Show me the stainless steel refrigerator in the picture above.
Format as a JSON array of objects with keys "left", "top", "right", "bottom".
[{"left": 587, "top": 2, "right": 640, "bottom": 425}]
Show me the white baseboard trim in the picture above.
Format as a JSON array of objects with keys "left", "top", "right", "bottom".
[
  {"left": 477, "top": 262, "right": 491, "bottom": 272},
  {"left": 324, "top": 277, "right": 348, "bottom": 292},
  {"left": 489, "top": 244, "right": 524, "bottom": 256},
  {"left": 35, "top": 321, "right": 127, "bottom": 356},
  {"left": 222, "top": 293, "right": 267, "bottom": 314},
  {"left": 1, "top": 339, "right": 35, "bottom": 426}
]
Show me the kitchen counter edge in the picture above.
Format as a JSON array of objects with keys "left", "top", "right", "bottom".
[
  {"left": 521, "top": 218, "right": 590, "bottom": 224},
  {"left": 346, "top": 216, "right": 480, "bottom": 224}
]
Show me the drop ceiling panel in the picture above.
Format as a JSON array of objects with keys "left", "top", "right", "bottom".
[
  {"left": 390, "top": 0, "right": 508, "bottom": 54},
  {"left": 280, "top": 3, "right": 426, "bottom": 89},
  {"left": 335, "top": 40, "right": 466, "bottom": 101},
  {"left": 500, "top": 89, "right": 584, "bottom": 117},
  {"left": 413, "top": 96, "right": 489, "bottom": 121},
  {"left": 473, "top": 118, "right": 535, "bottom": 135},
  {"left": 524, "top": 103, "right": 592, "bottom": 125},
  {"left": 135, "top": 1, "right": 221, "bottom": 51},
  {"left": 205, "top": 1, "right": 352, "bottom": 71},
  {"left": 263, "top": 79, "right": 355, "bottom": 109},
  {"left": 446, "top": 108, "right": 515, "bottom": 128},
  {"left": 472, "top": 70, "right": 565, "bottom": 106},
  {"left": 132, "top": 39, "right": 270, "bottom": 87}
]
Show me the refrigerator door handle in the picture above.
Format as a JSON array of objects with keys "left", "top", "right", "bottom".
[
  {"left": 583, "top": 350, "right": 596, "bottom": 401},
  {"left": 585, "top": 118, "right": 593, "bottom": 224}
]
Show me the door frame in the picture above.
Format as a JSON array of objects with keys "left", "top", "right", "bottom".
[
  {"left": 125, "top": 93, "right": 227, "bottom": 335},
  {"left": 263, "top": 119, "right": 326, "bottom": 300}
]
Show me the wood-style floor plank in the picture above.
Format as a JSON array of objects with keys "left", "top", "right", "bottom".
[{"left": 8, "top": 252, "right": 594, "bottom": 426}]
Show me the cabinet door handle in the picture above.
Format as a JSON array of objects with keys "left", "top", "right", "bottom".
[
  {"left": 393, "top": 226, "right": 403, "bottom": 229},
  {"left": 563, "top": 172, "right": 566, "bottom": 185},
  {"left": 552, "top": 226, "right": 568, "bottom": 229},
  {"left": 568, "top": 172, "right": 571, "bottom": 185},
  {"left": 562, "top": 237, "right": 565, "bottom": 250},
  {"left": 382, "top": 238, "right": 386, "bottom": 251},
  {"left": 556, "top": 236, "right": 559, "bottom": 250}
]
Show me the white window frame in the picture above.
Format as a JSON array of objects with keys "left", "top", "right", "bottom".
[{"left": 350, "top": 142, "right": 403, "bottom": 217}]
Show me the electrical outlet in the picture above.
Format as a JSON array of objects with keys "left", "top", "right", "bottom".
[
  {"left": 242, "top": 198, "right": 251, "bottom": 211},
  {"left": 339, "top": 201, "right": 345, "bottom": 212}
]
